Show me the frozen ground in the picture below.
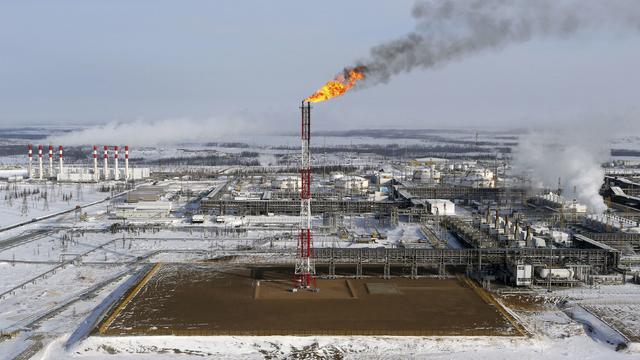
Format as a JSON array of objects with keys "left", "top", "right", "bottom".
[
  {"left": 1, "top": 219, "right": 640, "bottom": 359},
  {"left": 0, "top": 262, "right": 56, "bottom": 293},
  {"left": 549, "top": 285, "right": 640, "bottom": 343},
  {"left": 0, "top": 245, "right": 638, "bottom": 359},
  {"left": 0, "top": 263, "right": 128, "bottom": 329},
  {"left": 36, "top": 334, "right": 640, "bottom": 359},
  {"left": 0, "top": 145, "right": 639, "bottom": 358},
  {"left": 0, "top": 182, "right": 110, "bottom": 228},
  {"left": 586, "top": 305, "right": 640, "bottom": 341}
]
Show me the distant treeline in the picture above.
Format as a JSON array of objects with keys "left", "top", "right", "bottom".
[
  {"left": 0, "top": 145, "right": 87, "bottom": 160},
  {"left": 312, "top": 128, "right": 522, "bottom": 140},
  {"left": 272, "top": 144, "right": 511, "bottom": 157},
  {"left": 204, "top": 142, "right": 252, "bottom": 148},
  {"left": 0, "top": 127, "right": 75, "bottom": 142},
  {"left": 0, "top": 145, "right": 28, "bottom": 157},
  {"left": 174, "top": 150, "right": 259, "bottom": 157},
  {"left": 141, "top": 154, "right": 260, "bottom": 166},
  {"left": 0, "top": 134, "right": 48, "bottom": 140},
  {"left": 432, "top": 138, "right": 517, "bottom": 147}
]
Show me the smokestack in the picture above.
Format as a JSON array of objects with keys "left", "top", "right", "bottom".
[
  {"left": 38, "top": 145, "right": 43, "bottom": 180},
  {"left": 114, "top": 146, "right": 119, "bottom": 181},
  {"left": 28, "top": 144, "right": 33, "bottom": 178},
  {"left": 48, "top": 145, "right": 53, "bottom": 178},
  {"left": 125, "top": 145, "right": 129, "bottom": 181},
  {"left": 59, "top": 146, "right": 64, "bottom": 174},
  {"left": 93, "top": 145, "right": 98, "bottom": 181},
  {"left": 103, "top": 146, "right": 109, "bottom": 180}
]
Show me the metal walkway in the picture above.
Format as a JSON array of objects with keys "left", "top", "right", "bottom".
[{"left": 311, "top": 247, "right": 618, "bottom": 278}]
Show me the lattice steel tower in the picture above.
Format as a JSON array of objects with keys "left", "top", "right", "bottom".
[{"left": 295, "top": 101, "right": 316, "bottom": 289}]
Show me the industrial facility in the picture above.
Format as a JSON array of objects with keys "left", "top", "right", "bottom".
[
  {"left": 3, "top": 106, "right": 640, "bottom": 359},
  {"left": 21, "top": 144, "right": 150, "bottom": 183},
  {"left": 4, "top": 0, "right": 640, "bottom": 358}
]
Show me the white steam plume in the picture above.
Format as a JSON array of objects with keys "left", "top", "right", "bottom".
[
  {"left": 354, "top": 0, "right": 640, "bottom": 86},
  {"left": 513, "top": 128, "right": 608, "bottom": 213},
  {"left": 47, "top": 117, "right": 265, "bottom": 146}
]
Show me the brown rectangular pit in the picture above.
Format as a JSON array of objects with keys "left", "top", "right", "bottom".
[{"left": 100, "top": 264, "right": 521, "bottom": 336}]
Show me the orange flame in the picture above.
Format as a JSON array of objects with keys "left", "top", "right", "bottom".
[{"left": 305, "top": 66, "right": 366, "bottom": 103}]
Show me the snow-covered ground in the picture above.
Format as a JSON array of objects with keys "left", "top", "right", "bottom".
[
  {"left": 549, "top": 285, "right": 640, "bottom": 344},
  {"left": 0, "top": 262, "right": 56, "bottom": 293},
  {"left": 37, "top": 333, "right": 640, "bottom": 359},
  {"left": 1, "top": 242, "right": 639, "bottom": 359},
  {"left": 0, "top": 263, "right": 128, "bottom": 329},
  {"left": 1, "top": 204, "right": 640, "bottom": 359},
  {"left": 0, "top": 271, "right": 132, "bottom": 359},
  {"left": 0, "top": 182, "right": 109, "bottom": 227},
  {"left": 0, "top": 139, "right": 640, "bottom": 358}
]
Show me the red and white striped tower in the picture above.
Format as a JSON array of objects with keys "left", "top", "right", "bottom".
[
  {"left": 37, "top": 145, "right": 43, "bottom": 180},
  {"left": 103, "top": 146, "right": 109, "bottom": 180},
  {"left": 294, "top": 101, "right": 316, "bottom": 289},
  {"left": 48, "top": 145, "right": 53, "bottom": 178},
  {"left": 92, "top": 145, "right": 98, "bottom": 181},
  {"left": 58, "top": 146, "right": 64, "bottom": 174},
  {"left": 124, "top": 145, "right": 129, "bottom": 180},
  {"left": 114, "top": 146, "right": 119, "bottom": 181},
  {"left": 27, "top": 144, "right": 33, "bottom": 178}
]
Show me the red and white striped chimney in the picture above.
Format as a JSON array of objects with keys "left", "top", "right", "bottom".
[
  {"left": 114, "top": 146, "right": 119, "bottom": 181},
  {"left": 48, "top": 145, "right": 53, "bottom": 177},
  {"left": 125, "top": 145, "right": 129, "bottom": 180},
  {"left": 103, "top": 146, "right": 109, "bottom": 180},
  {"left": 59, "top": 146, "right": 64, "bottom": 174},
  {"left": 28, "top": 144, "right": 33, "bottom": 178},
  {"left": 93, "top": 145, "right": 98, "bottom": 181},
  {"left": 38, "top": 145, "right": 43, "bottom": 180}
]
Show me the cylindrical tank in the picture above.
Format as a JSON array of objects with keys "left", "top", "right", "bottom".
[
  {"left": 533, "top": 237, "right": 546, "bottom": 248},
  {"left": 536, "top": 268, "right": 574, "bottom": 279}
]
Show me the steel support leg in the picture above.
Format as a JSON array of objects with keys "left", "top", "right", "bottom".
[
  {"left": 383, "top": 261, "right": 391, "bottom": 279},
  {"left": 439, "top": 263, "right": 446, "bottom": 277}
]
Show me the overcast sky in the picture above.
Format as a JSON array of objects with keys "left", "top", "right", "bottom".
[{"left": 1, "top": 0, "right": 640, "bottom": 131}]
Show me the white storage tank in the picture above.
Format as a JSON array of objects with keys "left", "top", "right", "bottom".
[
  {"left": 536, "top": 267, "right": 574, "bottom": 279},
  {"left": 335, "top": 176, "right": 369, "bottom": 193},
  {"left": 191, "top": 214, "right": 205, "bottom": 223},
  {"left": 533, "top": 237, "right": 546, "bottom": 248},
  {"left": 271, "top": 176, "right": 301, "bottom": 191},
  {"left": 550, "top": 230, "right": 571, "bottom": 246},
  {"left": 375, "top": 169, "right": 394, "bottom": 186},
  {"left": 412, "top": 167, "right": 441, "bottom": 183}
]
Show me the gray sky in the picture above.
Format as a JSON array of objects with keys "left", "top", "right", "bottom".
[{"left": 1, "top": 0, "right": 640, "bottom": 131}]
